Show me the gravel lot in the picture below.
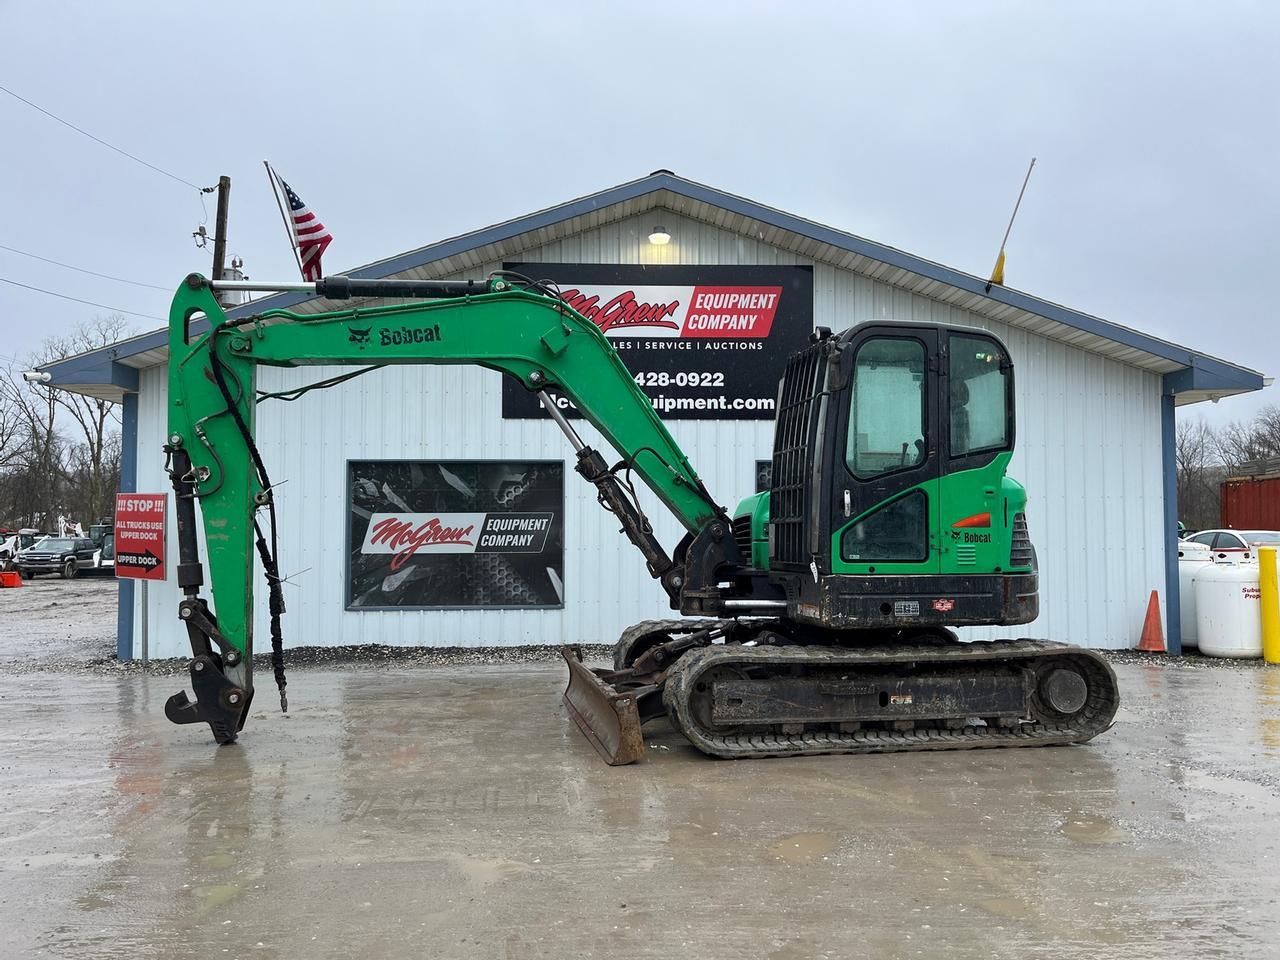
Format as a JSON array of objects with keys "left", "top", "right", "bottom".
[{"left": 3, "top": 576, "right": 1280, "bottom": 958}]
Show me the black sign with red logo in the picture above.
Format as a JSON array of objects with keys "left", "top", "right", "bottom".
[
  {"left": 501, "top": 263, "right": 814, "bottom": 420},
  {"left": 347, "top": 460, "right": 564, "bottom": 609}
]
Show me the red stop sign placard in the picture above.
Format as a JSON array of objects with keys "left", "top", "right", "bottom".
[{"left": 114, "top": 493, "right": 167, "bottom": 581}]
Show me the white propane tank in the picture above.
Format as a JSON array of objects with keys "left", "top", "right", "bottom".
[
  {"left": 1195, "top": 560, "right": 1263, "bottom": 658},
  {"left": 1177, "top": 541, "right": 1215, "bottom": 650}
]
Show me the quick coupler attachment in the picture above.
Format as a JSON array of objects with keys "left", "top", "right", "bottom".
[{"left": 165, "top": 653, "right": 253, "bottom": 745}]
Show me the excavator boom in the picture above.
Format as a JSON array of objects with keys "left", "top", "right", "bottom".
[{"left": 164, "top": 273, "right": 727, "bottom": 744}]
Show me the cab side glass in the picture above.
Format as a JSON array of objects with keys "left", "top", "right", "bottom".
[
  {"left": 950, "top": 334, "right": 1011, "bottom": 457},
  {"left": 847, "top": 338, "right": 927, "bottom": 479},
  {"left": 842, "top": 490, "right": 929, "bottom": 562}
]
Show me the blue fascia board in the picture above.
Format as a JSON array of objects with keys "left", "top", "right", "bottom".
[
  {"left": 35, "top": 172, "right": 1266, "bottom": 394},
  {"left": 40, "top": 351, "right": 140, "bottom": 392},
  {"left": 1163, "top": 360, "right": 1265, "bottom": 396}
]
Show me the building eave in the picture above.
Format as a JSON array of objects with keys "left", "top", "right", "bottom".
[{"left": 37, "top": 170, "right": 1266, "bottom": 404}]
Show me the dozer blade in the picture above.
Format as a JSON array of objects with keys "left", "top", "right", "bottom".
[{"left": 560, "top": 646, "right": 647, "bottom": 765}]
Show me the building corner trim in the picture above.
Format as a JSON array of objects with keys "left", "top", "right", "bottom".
[
  {"left": 116, "top": 392, "right": 138, "bottom": 662},
  {"left": 1160, "top": 378, "right": 1182, "bottom": 654}
]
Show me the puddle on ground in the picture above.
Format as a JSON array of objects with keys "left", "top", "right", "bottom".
[
  {"left": 1059, "top": 815, "right": 1128, "bottom": 844},
  {"left": 767, "top": 833, "right": 837, "bottom": 862},
  {"left": 193, "top": 882, "right": 243, "bottom": 911},
  {"left": 976, "top": 897, "right": 1032, "bottom": 920},
  {"left": 445, "top": 853, "right": 530, "bottom": 885}
]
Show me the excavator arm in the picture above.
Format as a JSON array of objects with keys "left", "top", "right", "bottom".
[{"left": 163, "top": 272, "right": 731, "bottom": 744}]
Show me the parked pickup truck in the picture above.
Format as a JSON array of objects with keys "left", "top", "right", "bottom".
[{"left": 16, "top": 537, "right": 104, "bottom": 579}]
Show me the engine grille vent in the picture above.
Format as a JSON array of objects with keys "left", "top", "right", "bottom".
[
  {"left": 1010, "top": 512, "right": 1034, "bottom": 568},
  {"left": 770, "top": 343, "right": 825, "bottom": 568},
  {"left": 732, "top": 514, "right": 753, "bottom": 560}
]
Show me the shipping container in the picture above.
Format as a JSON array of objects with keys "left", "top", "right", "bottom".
[{"left": 1221, "top": 474, "right": 1280, "bottom": 529}]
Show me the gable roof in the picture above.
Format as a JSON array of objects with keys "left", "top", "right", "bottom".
[{"left": 40, "top": 170, "right": 1266, "bottom": 405}]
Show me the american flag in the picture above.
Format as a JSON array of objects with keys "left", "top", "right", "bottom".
[{"left": 275, "top": 174, "right": 333, "bottom": 281}]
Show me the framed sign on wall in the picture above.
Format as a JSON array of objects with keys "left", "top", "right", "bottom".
[
  {"left": 347, "top": 460, "right": 565, "bottom": 610},
  {"left": 501, "top": 263, "right": 814, "bottom": 421}
]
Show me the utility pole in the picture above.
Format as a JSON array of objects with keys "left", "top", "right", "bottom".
[{"left": 210, "top": 175, "right": 231, "bottom": 306}]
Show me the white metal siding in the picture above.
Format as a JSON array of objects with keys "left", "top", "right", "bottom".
[{"left": 130, "top": 210, "right": 1165, "bottom": 657}]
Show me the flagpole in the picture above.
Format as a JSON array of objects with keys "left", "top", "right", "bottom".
[
  {"left": 263, "top": 159, "right": 306, "bottom": 279},
  {"left": 986, "top": 156, "right": 1037, "bottom": 292}
]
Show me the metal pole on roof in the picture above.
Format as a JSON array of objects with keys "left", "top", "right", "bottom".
[
  {"left": 210, "top": 176, "right": 231, "bottom": 307},
  {"left": 264, "top": 160, "right": 306, "bottom": 279},
  {"left": 985, "top": 157, "right": 1037, "bottom": 293}
]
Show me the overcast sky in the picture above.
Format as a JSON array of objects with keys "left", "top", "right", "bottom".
[{"left": 3, "top": 1, "right": 1276, "bottom": 426}]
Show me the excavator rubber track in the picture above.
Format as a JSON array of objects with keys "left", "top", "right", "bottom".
[{"left": 662, "top": 639, "right": 1119, "bottom": 760}]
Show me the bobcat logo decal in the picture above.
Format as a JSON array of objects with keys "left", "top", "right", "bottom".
[{"left": 348, "top": 325, "right": 372, "bottom": 347}]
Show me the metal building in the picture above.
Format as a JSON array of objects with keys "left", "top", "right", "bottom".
[{"left": 43, "top": 172, "right": 1265, "bottom": 660}]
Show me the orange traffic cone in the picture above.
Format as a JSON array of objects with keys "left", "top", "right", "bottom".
[{"left": 1138, "top": 589, "right": 1165, "bottom": 652}]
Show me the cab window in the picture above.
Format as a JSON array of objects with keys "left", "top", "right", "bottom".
[
  {"left": 847, "top": 338, "right": 927, "bottom": 479},
  {"left": 949, "top": 334, "right": 1011, "bottom": 457}
]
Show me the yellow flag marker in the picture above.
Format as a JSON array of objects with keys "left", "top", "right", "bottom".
[
  {"left": 984, "top": 158, "right": 1035, "bottom": 292},
  {"left": 989, "top": 249, "right": 1006, "bottom": 288}
]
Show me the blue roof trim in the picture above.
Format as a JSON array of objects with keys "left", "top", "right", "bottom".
[
  {"left": 38, "top": 172, "right": 1264, "bottom": 397},
  {"left": 1163, "top": 359, "right": 1264, "bottom": 396},
  {"left": 41, "top": 350, "right": 140, "bottom": 392}
]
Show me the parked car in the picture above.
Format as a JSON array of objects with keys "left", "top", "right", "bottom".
[
  {"left": 1184, "top": 528, "right": 1280, "bottom": 561},
  {"left": 16, "top": 536, "right": 103, "bottom": 579},
  {"left": 98, "top": 532, "right": 115, "bottom": 572},
  {"left": 0, "top": 528, "right": 40, "bottom": 562}
]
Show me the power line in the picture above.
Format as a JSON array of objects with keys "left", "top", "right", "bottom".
[
  {"left": 0, "top": 242, "right": 169, "bottom": 291},
  {"left": 0, "top": 83, "right": 205, "bottom": 192},
  {"left": 0, "top": 276, "right": 163, "bottom": 321}
]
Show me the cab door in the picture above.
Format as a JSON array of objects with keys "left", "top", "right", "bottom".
[
  {"left": 829, "top": 327, "right": 941, "bottom": 575},
  {"left": 938, "top": 331, "right": 1017, "bottom": 575}
]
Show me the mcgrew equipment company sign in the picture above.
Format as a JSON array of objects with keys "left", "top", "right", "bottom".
[
  {"left": 348, "top": 460, "right": 564, "bottom": 609},
  {"left": 501, "top": 263, "right": 814, "bottom": 420}
]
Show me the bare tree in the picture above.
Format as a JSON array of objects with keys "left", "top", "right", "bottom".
[
  {"left": 1176, "top": 419, "right": 1224, "bottom": 529},
  {"left": 0, "top": 381, "right": 21, "bottom": 469},
  {"left": 43, "top": 315, "right": 132, "bottom": 523},
  {"left": 0, "top": 360, "right": 62, "bottom": 529}
]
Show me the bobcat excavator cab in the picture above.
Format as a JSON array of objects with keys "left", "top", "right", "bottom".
[{"left": 163, "top": 272, "right": 1118, "bottom": 761}]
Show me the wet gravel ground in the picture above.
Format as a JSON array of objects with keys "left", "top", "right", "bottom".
[
  {"left": 1, "top": 577, "right": 1271, "bottom": 676},
  {"left": 3, "top": 578, "right": 1280, "bottom": 958},
  {"left": 0, "top": 578, "right": 615, "bottom": 676}
]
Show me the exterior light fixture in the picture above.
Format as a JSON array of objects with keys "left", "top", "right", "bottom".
[{"left": 648, "top": 226, "right": 671, "bottom": 245}]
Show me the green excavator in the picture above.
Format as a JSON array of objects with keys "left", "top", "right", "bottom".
[{"left": 163, "top": 271, "right": 1118, "bottom": 762}]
